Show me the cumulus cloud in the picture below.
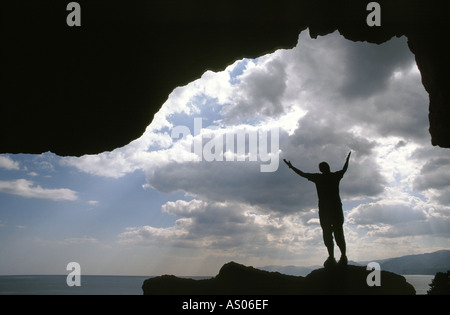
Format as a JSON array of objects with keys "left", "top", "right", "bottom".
[
  {"left": 0, "top": 155, "right": 20, "bottom": 170},
  {"left": 396, "top": 145, "right": 450, "bottom": 207},
  {"left": 0, "top": 179, "right": 78, "bottom": 201},
  {"left": 414, "top": 156, "right": 450, "bottom": 192},
  {"left": 118, "top": 199, "right": 322, "bottom": 260},
  {"left": 339, "top": 36, "right": 415, "bottom": 100},
  {"left": 59, "top": 130, "right": 176, "bottom": 178},
  {"left": 347, "top": 188, "right": 450, "bottom": 238},
  {"left": 222, "top": 58, "right": 288, "bottom": 122},
  {"left": 145, "top": 122, "right": 385, "bottom": 216},
  {"left": 348, "top": 199, "right": 427, "bottom": 226}
]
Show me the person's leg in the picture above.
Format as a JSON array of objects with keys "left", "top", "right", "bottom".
[
  {"left": 334, "top": 224, "right": 346, "bottom": 255},
  {"left": 320, "top": 214, "right": 336, "bottom": 267},
  {"left": 323, "top": 226, "right": 334, "bottom": 258},
  {"left": 334, "top": 223, "right": 347, "bottom": 265},
  {"left": 320, "top": 213, "right": 334, "bottom": 255}
]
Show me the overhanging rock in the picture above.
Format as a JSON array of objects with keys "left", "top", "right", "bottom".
[{"left": 2, "top": 0, "right": 449, "bottom": 156}]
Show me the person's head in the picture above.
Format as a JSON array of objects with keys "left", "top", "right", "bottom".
[{"left": 319, "top": 161, "right": 330, "bottom": 174}]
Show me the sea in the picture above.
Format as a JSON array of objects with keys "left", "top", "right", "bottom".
[
  {"left": 0, "top": 274, "right": 435, "bottom": 295},
  {"left": 0, "top": 275, "right": 150, "bottom": 295},
  {"left": 403, "top": 275, "right": 435, "bottom": 295}
]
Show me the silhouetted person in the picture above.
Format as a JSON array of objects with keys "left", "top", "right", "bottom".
[{"left": 284, "top": 152, "right": 351, "bottom": 268}]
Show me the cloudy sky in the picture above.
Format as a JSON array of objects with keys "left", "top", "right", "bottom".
[{"left": 1, "top": 31, "right": 449, "bottom": 276}]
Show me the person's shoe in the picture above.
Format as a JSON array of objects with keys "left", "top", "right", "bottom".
[
  {"left": 323, "top": 256, "right": 337, "bottom": 269},
  {"left": 338, "top": 255, "right": 348, "bottom": 267}
]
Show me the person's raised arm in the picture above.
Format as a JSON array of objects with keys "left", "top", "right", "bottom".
[
  {"left": 283, "top": 159, "right": 308, "bottom": 178},
  {"left": 341, "top": 151, "right": 351, "bottom": 174}
]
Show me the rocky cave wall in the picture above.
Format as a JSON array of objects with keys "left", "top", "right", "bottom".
[{"left": 2, "top": 0, "right": 449, "bottom": 156}]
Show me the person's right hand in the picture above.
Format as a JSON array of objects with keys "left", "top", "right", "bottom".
[{"left": 283, "top": 159, "right": 292, "bottom": 168}]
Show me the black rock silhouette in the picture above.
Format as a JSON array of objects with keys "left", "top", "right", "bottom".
[{"left": 142, "top": 261, "right": 416, "bottom": 295}]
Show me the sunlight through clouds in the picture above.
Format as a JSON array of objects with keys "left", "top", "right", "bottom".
[{"left": 66, "top": 31, "right": 448, "bottom": 269}]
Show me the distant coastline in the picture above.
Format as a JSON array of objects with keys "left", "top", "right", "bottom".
[{"left": 259, "top": 249, "right": 450, "bottom": 276}]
